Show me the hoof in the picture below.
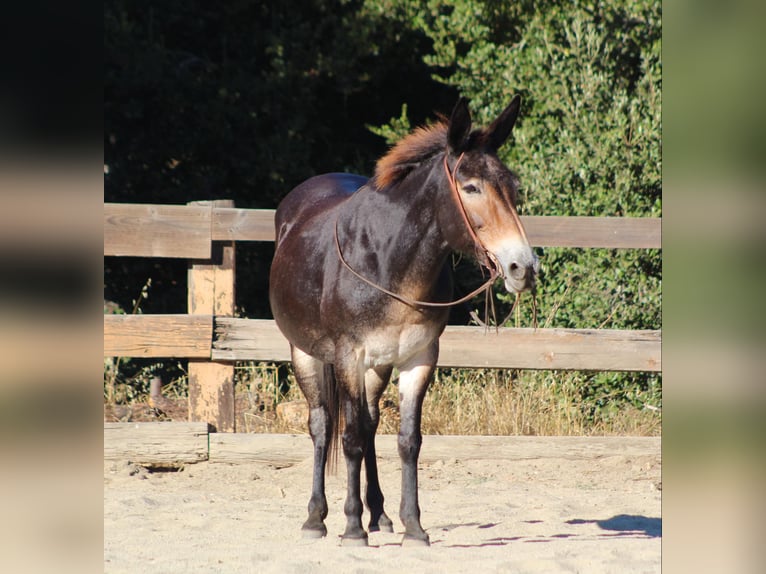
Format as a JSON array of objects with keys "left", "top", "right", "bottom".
[
  {"left": 341, "top": 534, "right": 369, "bottom": 547},
  {"left": 401, "top": 533, "right": 430, "bottom": 547},
  {"left": 369, "top": 514, "right": 394, "bottom": 533},
  {"left": 301, "top": 525, "right": 327, "bottom": 539}
]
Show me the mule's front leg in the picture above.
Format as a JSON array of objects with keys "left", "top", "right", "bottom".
[
  {"left": 397, "top": 346, "right": 437, "bottom": 547},
  {"left": 341, "top": 395, "right": 369, "bottom": 545},
  {"left": 363, "top": 366, "right": 394, "bottom": 533}
]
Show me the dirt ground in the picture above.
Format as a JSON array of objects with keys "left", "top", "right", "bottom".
[{"left": 104, "top": 435, "right": 661, "bottom": 573}]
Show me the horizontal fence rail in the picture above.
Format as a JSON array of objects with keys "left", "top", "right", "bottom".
[
  {"left": 212, "top": 318, "right": 662, "bottom": 372},
  {"left": 103, "top": 422, "right": 661, "bottom": 466},
  {"left": 105, "top": 203, "right": 661, "bottom": 255},
  {"left": 104, "top": 201, "right": 662, "bottom": 430},
  {"left": 103, "top": 314, "right": 661, "bottom": 372},
  {"left": 104, "top": 314, "right": 213, "bottom": 358},
  {"left": 104, "top": 203, "right": 215, "bottom": 258}
]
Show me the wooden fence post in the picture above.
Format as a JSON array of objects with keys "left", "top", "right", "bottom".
[{"left": 187, "top": 200, "right": 236, "bottom": 432}]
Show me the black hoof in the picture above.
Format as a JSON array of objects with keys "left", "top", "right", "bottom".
[
  {"left": 301, "top": 521, "right": 327, "bottom": 539},
  {"left": 341, "top": 533, "right": 369, "bottom": 547},
  {"left": 341, "top": 523, "right": 369, "bottom": 547},
  {"left": 369, "top": 513, "right": 394, "bottom": 533}
]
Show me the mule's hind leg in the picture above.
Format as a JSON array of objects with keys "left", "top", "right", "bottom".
[
  {"left": 291, "top": 346, "right": 333, "bottom": 538},
  {"left": 363, "top": 366, "right": 394, "bottom": 533}
]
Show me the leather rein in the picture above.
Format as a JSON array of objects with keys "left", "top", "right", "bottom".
[{"left": 333, "top": 152, "right": 502, "bottom": 309}]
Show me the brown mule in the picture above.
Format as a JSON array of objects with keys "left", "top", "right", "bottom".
[{"left": 269, "top": 96, "right": 538, "bottom": 546}]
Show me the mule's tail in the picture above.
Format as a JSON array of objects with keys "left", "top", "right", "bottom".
[{"left": 323, "top": 363, "right": 342, "bottom": 474}]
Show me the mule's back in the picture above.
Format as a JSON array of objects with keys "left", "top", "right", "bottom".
[{"left": 274, "top": 173, "right": 367, "bottom": 246}]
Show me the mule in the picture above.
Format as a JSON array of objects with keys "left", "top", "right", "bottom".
[{"left": 269, "top": 96, "right": 538, "bottom": 546}]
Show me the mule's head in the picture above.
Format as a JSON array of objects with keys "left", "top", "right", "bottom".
[{"left": 440, "top": 96, "right": 539, "bottom": 294}]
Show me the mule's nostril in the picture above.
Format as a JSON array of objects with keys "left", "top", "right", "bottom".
[{"left": 509, "top": 262, "right": 527, "bottom": 280}]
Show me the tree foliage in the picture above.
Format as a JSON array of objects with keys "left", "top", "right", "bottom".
[{"left": 368, "top": 0, "right": 661, "bottom": 331}]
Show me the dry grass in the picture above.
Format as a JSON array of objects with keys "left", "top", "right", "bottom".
[
  {"left": 105, "top": 361, "right": 660, "bottom": 437},
  {"left": 384, "top": 368, "right": 659, "bottom": 437},
  {"left": 235, "top": 363, "right": 661, "bottom": 437},
  {"left": 235, "top": 363, "right": 304, "bottom": 433}
]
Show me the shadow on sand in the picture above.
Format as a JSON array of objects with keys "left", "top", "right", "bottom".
[
  {"left": 431, "top": 514, "right": 661, "bottom": 548},
  {"left": 567, "top": 514, "right": 662, "bottom": 538}
]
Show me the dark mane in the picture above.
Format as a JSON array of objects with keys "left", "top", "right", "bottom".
[{"left": 373, "top": 121, "right": 448, "bottom": 190}]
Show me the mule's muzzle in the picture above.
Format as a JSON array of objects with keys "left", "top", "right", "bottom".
[{"left": 502, "top": 251, "right": 539, "bottom": 294}]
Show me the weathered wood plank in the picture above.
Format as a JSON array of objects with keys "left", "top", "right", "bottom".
[
  {"left": 104, "top": 422, "right": 209, "bottom": 464},
  {"left": 213, "top": 318, "right": 291, "bottom": 361},
  {"left": 438, "top": 326, "right": 661, "bottom": 371},
  {"left": 208, "top": 433, "right": 304, "bottom": 467},
  {"left": 522, "top": 216, "right": 661, "bottom": 249},
  {"left": 105, "top": 314, "right": 660, "bottom": 371},
  {"left": 210, "top": 210, "right": 661, "bottom": 248},
  {"left": 208, "top": 433, "right": 661, "bottom": 466},
  {"left": 102, "top": 424, "right": 660, "bottom": 467},
  {"left": 212, "top": 207, "right": 274, "bottom": 241},
  {"left": 104, "top": 203, "right": 212, "bottom": 258},
  {"left": 212, "top": 318, "right": 661, "bottom": 372},
  {"left": 105, "top": 203, "right": 661, "bottom": 251},
  {"left": 104, "top": 314, "right": 212, "bottom": 358}
]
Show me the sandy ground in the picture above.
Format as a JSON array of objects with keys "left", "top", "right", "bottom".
[{"left": 104, "top": 436, "right": 661, "bottom": 573}]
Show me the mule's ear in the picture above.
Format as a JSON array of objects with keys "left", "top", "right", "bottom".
[
  {"left": 485, "top": 94, "right": 521, "bottom": 151},
  {"left": 447, "top": 97, "right": 472, "bottom": 153}
]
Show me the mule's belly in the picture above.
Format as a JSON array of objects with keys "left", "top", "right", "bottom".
[
  {"left": 273, "top": 291, "right": 445, "bottom": 368},
  {"left": 362, "top": 322, "right": 443, "bottom": 368}
]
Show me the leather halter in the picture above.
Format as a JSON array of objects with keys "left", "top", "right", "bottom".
[
  {"left": 334, "top": 152, "right": 502, "bottom": 309},
  {"left": 442, "top": 153, "right": 502, "bottom": 275}
]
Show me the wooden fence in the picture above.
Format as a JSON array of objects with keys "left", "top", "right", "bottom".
[
  {"left": 103, "top": 422, "right": 660, "bottom": 466},
  {"left": 104, "top": 201, "right": 661, "bottom": 431}
]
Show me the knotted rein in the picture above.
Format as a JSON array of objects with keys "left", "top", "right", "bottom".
[{"left": 334, "top": 152, "right": 501, "bottom": 310}]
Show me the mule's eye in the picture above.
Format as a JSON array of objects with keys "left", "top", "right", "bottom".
[{"left": 462, "top": 183, "right": 480, "bottom": 194}]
